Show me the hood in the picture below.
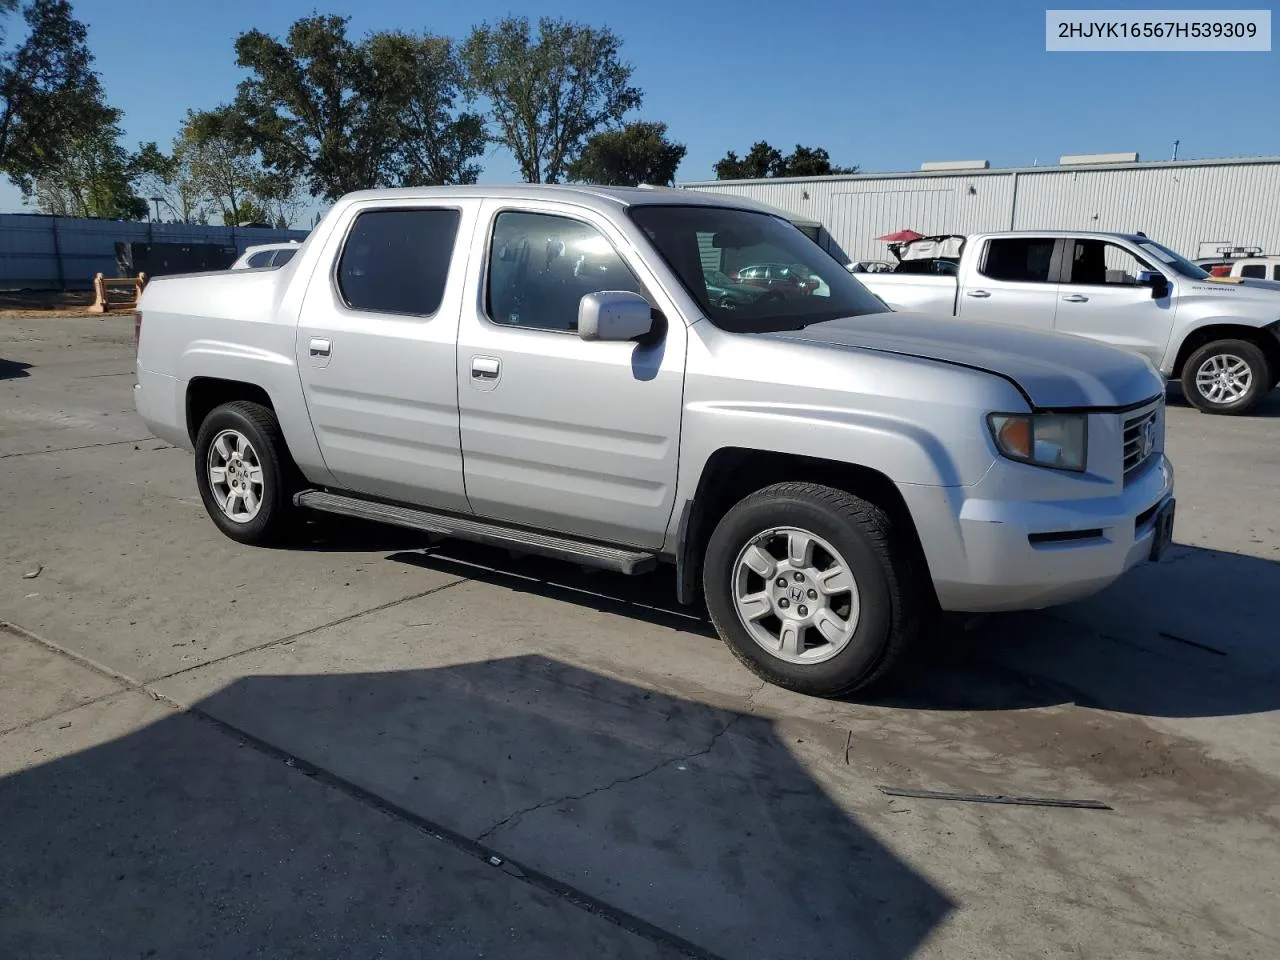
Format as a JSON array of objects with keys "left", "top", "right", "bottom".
[
  {"left": 769, "top": 312, "right": 1164, "bottom": 409},
  {"left": 1197, "top": 276, "right": 1280, "bottom": 299}
]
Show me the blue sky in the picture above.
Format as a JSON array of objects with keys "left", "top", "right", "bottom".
[{"left": 3, "top": 0, "right": 1277, "bottom": 217}]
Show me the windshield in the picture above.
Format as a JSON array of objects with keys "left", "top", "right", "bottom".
[
  {"left": 1135, "top": 238, "right": 1210, "bottom": 279},
  {"left": 627, "top": 205, "right": 889, "bottom": 332}
]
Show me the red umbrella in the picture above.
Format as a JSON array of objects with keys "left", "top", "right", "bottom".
[{"left": 875, "top": 229, "right": 924, "bottom": 243}]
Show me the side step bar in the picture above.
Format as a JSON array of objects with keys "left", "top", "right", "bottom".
[{"left": 294, "top": 489, "right": 658, "bottom": 576}]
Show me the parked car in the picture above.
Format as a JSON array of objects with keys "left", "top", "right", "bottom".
[
  {"left": 730, "top": 262, "right": 821, "bottom": 297},
  {"left": 134, "top": 186, "right": 1175, "bottom": 697},
  {"left": 703, "top": 269, "right": 771, "bottom": 309},
  {"left": 230, "top": 242, "right": 301, "bottom": 270},
  {"left": 858, "top": 231, "right": 1280, "bottom": 414},
  {"left": 1222, "top": 256, "right": 1280, "bottom": 282}
]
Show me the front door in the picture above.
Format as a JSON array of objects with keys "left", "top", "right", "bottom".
[
  {"left": 1052, "top": 238, "right": 1176, "bottom": 368},
  {"left": 294, "top": 202, "right": 476, "bottom": 512},
  {"left": 957, "top": 236, "right": 1062, "bottom": 331},
  {"left": 455, "top": 201, "right": 686, "bottom": 549}
]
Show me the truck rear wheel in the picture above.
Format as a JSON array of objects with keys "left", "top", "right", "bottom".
[
  {"left": 702, "top": 482, "right": 926, "bottom": 697},
  {"left": 194, "top": 401, "right": 300, "bottom": 545},
  {"left": 1181, "top": 339, "right": 1271, "bottom": 415}
]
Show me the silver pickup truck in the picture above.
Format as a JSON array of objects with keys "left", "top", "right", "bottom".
[
  {"left": 859, "top": 231, "right": 1280, "bottom": 415},
  {"left": 134, "top": 186, "right": 1175, "bottom": 697}
]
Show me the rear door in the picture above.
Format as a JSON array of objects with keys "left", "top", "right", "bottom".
[
  {"left": 294, "top": 201, "right": 476, "bottom": 512},
  {"left": 956, "top": 236, "right": 1063, "bottom": 330},
  {"left": 1052, "top": 238, "right": 1176, "bottom": 368}
]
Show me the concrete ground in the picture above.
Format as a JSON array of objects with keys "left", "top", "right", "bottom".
[{"left": 1, "top": 315, "right": 1277, "bottom": 960}]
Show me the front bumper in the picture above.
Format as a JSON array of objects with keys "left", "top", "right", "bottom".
[{"left": 901, "top": 454, "right": 1175, "bottom": 613}]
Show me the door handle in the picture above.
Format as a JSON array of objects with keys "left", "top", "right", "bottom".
[
  {"left": 966, "top": 289, "right": 991, "bottom": 298},
  {"left": 1062, "top": 294, "right": 1089, "bottom": 303},
  {"left": 309, "top": 337, "right": 331, "bottom": 357},
  {"left": 471, "top": 356, "right": 500, "bottom": 379}
]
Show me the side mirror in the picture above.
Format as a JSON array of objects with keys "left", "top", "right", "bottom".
[
  {"left": 1139, "top": 271, "right": 1170, "bottom": 299},
  {"left": 578, "top": 290, "right": 654, "bottom": 342}
]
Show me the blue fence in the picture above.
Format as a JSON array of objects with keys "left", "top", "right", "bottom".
[{"left": 0, "top": 214, "right": 310, "bottom": 290}]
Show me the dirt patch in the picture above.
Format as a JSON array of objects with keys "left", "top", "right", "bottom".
[{"left": 0, "top": 290, "right": 98, "bottom": 319}]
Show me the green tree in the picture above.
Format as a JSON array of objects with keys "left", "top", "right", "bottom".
[
  {"left": 232, "top": 15, "right": 484, "bottom": 201},
  {"left": 29, "top": 105, "right": 147, "bottom": 219},
  {"left": 1, "top": 0, "right": 111, "bottom": 188},
  {"left": 713, "top": 141, "right": 782, "bottom": 180},
  {"left": 184, "top": 107, "right": 266, "bottom": 226},
  {"left": 566, "top": 121, "right": 686, "bottom": 187},
  {"left": 366, "top": 31, "right": 485, "bottom": 187},
  {"left": 462, "top": 16, "right": 641, "bottom": 184},
  {"left": 714, "top": 141, "right": 857, "bottom": 180},
  {"left": 133, "top": 139, "right": 208, "bottom": 223}
]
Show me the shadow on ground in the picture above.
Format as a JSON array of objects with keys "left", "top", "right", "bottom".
[
  {"left": 385, "top": 537, "right": 1280, "bottom": 721},
  {"left": 0, "top": 358, "right": 32, "bottom": 380},
  {"left": 0, "top": 657, "right": 952, "bottom": 960}
]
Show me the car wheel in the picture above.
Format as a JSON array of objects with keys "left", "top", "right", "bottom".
[
  {"left": 194, "top": 400, "right": 301, "bottom": 545},
  {"left": 702, "top": 482, "right": 927, "bottom": 697},
  {"left": 1181, "top": 340, "right": 1271, "bottom": 415}
]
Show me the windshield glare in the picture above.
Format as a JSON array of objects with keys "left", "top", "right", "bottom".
[
  {"left": 627, "top": 205, "right": 889, "bottom": 332},
  {"left": 1136, "top": 238, "right": 1209, "bottom": 279}
]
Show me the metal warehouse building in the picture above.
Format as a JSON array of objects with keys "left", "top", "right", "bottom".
[{"left": 680, "top": 154, "right": 1280, "bottom": 265}]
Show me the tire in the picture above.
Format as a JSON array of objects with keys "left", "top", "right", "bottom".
[
  {"left": 194, "top": 400, "right": 301, "bottom": 545},
  {"left": 702, "top": 482, "right": 928, "bottom": 697},
  {"left": 1180, "top": 339, "right": 1271, "bottom": 415}
]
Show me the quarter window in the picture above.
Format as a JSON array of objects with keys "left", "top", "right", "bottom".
[
  {"left": 487, "top": 211, "right": 648, "bottom": 332},
  {"left": 245, "top": 250, "right": 274, "bottom": 268},
  {"left": 980, "top": 238, "right": 1056, "bottom": 283},
  {"left": 1066, "top": 240, "right": 1158, "bottom": 286},
  {"left": 337, "top": 208, "right": 461, "bottom": 316}
]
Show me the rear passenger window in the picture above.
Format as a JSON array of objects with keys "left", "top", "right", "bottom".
[
  {"left": 1240, "top": 264, "right": 1266, "bottom": 279},
  {"left": 272, "top": 248, "right": 297, "bottom": 267},
  {"left": 1273, "top": 266, "right": 1280, "bottom": 281},
  {"left": 246, "top": 250, "right": 274, "bottom": 268},
  {"left": 337, "top": 208, "right": 461, "bottom": 316},
  {"left": 980, "top": 238, "right": 1056, "bottom": 283},
  {"left": 486, "top": 211, "right": 648, "bottom": 332}
]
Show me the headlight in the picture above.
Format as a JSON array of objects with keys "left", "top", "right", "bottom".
[{"left": 987, "top": 413, "right": 1088, "bottom": 472}]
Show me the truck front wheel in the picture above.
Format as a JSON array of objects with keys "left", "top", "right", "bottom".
[
  {"left": 194, "top": 400, "right": 300, "bottom": 545},
  {"left": 1181, "top": 340, "right": 1271, "bottom": 415},
  {"left": 702, "top": 482, "right": 926, "bottom": 697}
]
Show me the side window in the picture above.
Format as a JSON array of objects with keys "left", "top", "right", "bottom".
[
  {"left": 271, "top": 248, "right": 297, "bottom": 267},
  {"left": 980, "top": 238, "right": 1056, "bottom": 283},
  {"left": 1066, "top": 240, "right": 1157, "bottom": 285},
  {"left": 1240, "top": 263, "right": 1266, "bottom": 279},
  {"left": 1273, "top": 265, "right": 1280, "bottom": 281},
  {"left": 246, "top": 250, "right": 274, "bottom": 268},
  {"left": 487, "top": 211, "right": 647, "bottom": 331},
  {"left": 337, "top": 208, "right": 461, "bottom": 316}
]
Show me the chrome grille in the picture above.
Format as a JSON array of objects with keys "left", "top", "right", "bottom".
[{"left": 1123, "top": 408, "right": 1159, "bottom": 477}]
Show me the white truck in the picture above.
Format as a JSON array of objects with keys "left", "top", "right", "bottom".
[
  {"left": 858, "top": 231, "right": 1280, "bottom": 414},
  {"left": 134, "top": 186, "right": 1175, "bottom": 697}
]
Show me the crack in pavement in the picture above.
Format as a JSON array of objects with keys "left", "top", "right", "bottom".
[
  {"left": 475, "top": 712, "right": 747, "bottom": 845},
  {"left": 153, "top": 576, "right": 471, "bottom": 682},
  {"left": 0, "top": 437, "right": 154, "bottom": 459}
]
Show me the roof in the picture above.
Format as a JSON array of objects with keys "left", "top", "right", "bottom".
[
  {"left": 679, "top": 154, "right": 1280, "bottom": 188},
  {"left": 334, "top": 183, "right": 813, "bottom": 222}
]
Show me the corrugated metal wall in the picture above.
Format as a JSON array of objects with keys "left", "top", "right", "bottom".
[
  {"left": 683, "top": 160, "right": 1280, "bottom": 265},
  {"left": 0, "top": 215, "right": 309, "bottom": 290}
]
